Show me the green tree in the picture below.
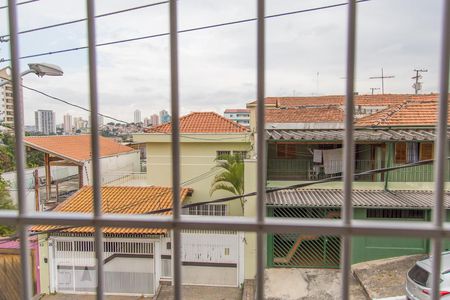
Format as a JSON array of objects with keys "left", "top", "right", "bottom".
[
  {"left": 210, "top": 154, "right": 245, "bottom": 213},
  {"left": 0, "top": 177, "right": 16, "bottom": 236}
]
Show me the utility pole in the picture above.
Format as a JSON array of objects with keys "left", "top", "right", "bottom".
[
  {"left": 412, "top": 69, "right": 427, "bottom": 94},
  {"left": 370, "top": 87, "right": 380, "bottom": 95},
  {"left": 369, "top": 68, "right": 395, "bottom": 94},
  {"left": 33, "top": 169, "right": 40, "bottom": 212}
]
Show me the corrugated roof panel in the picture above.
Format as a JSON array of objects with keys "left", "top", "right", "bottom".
[{"left": 266, "top": 189, "right": 450, "bottom": 209}]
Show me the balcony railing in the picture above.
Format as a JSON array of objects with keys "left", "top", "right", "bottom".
[{"left": 267, "top": 159, "right": 448, "bottom": 182}]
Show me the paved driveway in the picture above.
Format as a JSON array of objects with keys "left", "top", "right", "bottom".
[{"left": 264, "top": 268, "right": 367, "bottom": 300}]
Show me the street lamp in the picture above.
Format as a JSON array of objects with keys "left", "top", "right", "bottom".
[
  {"left": 0, "top": 63, "right": 63, "bottom": 129},
  {"left": 0, "top": 63, "right": 64, "bottom": 87}
]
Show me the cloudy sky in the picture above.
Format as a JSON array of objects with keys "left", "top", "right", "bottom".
[{"left": 0, "top": 0, "right": 445, "bottom": 125}]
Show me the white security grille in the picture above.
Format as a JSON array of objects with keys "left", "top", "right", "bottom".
[{"left": 1, "top": 1, "right": 449, "bottom": 300}]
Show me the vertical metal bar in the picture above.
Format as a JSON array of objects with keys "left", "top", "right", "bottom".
[
  {"left": 86, "top": 0, "right": 104, "bottom": 299},
  {"left": 256, "top": 0, "right": 266, "bottom": 299},
  {"left": 341, "top": 1, "right": 357, "bottom": 299},
  {"left": 169, "top": 0, "right": 182, "bottom": 299},
  {"left": 7, "top": 1, "right": 32, "bottom": 299},
  {"left": 430, "top": 1, "right": 450, "bottom": 299}
]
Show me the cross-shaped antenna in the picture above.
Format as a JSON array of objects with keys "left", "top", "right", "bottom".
[{"left": 369, "top": 68, "right": 395, "bottom": 94}]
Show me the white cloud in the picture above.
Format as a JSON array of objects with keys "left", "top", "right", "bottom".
[{"left": 0, "top": 0, "right": 444, "bottom": 125}]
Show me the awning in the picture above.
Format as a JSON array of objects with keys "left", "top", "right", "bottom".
[
  {"left": 265, "top": 129, "right": 446, "bottom": 142},
  {"left": 266, "top": 189, "right": 450, "bottom": 209}
]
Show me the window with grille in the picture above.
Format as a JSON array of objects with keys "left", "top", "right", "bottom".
[
  {"left": 216, "top": 150, "right": 231, "bottom": 159},
  {"left": 188, "top": 204, "right": 227, "bottom": 216},
  {"left": 366, "top": 209, "right": 425, "bottom": 219}
]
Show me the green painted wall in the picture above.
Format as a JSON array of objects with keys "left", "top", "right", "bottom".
[
  {"left": 266, "top": 207, "right": 450, "bottom": 267},
  {"left": 351, "top": 208, "right": 429, "bottom": 264}
]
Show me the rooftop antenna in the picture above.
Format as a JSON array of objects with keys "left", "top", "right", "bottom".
[
  {"left": 412, "top": 69, "right": 428, "bottom": 94},
  {"left": 316, "top": 72, "right": 320, "bottom": 95},
  {"left": 369, "top": 68, "right": 395, "bottom": 94},
  {"left": 370, "top": 87, "right": 380, "bottom": 95}
]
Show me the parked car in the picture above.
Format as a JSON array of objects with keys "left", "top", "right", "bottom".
[{"left": 406, "top": 253, "right": 450, "bottom": 299}]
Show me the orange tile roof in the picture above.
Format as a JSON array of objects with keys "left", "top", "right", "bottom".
[
  {"left": 265, "top": 106, "right": 344, "bottom": 123},
  {"left": 247, "top": 94, "right": 440, "bottom": 108},
  {"left": 24, "top": 135, "right": 135, "bottom": 163},
  {"left": 356, "top": 99, "right": 450, "bottom": 127},
  {"left": 32, "top": 186, "right": 192, "bottom": 235},
  {"left": 144, "top": 112, "right": 248, "bottom": 133}
]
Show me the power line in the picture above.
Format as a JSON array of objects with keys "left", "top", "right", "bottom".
[
  {"left": 0, "top": 76, "right": 130, "bottom": 124},
  {"left": 145, "top": 157, "right": 448, "bottom": 215},
  {"left": 1, "top": 156, "right": 445, "bottom": 244},
  {"left": 0, "top": 0, "right": 39, "bottom": 10},
  {"left": 0, "top": 1, "right": 169, "bottom": 40},
  {"left": 0, "top": 0, "right": 372, "bottom": 63}
]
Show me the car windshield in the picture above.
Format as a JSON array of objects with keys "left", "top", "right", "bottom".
[{"left": 409, "top": 264, "right": 430, "bottom": 287}]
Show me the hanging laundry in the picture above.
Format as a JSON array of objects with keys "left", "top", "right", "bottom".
[
  {"left": 322, "top": 148, "right": 343, "bottom": 174},
  {"left": 313, "top": 149, "right": 323, "bottom": 163}
]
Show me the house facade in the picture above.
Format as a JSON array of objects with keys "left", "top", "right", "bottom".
[
  {"left": 34, "top": 186, "right": 245, "bottom": 296},
  {"left": 133, "top": 112, "right": 251, "bottom": 216},
  {"left": 24, "top": 135, "right": 141, "bottom": 210},
  {"left": 242, "top": 94, "right": 450, "bottom": 277}
]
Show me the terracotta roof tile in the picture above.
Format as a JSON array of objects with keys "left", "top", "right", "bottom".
[
  {"left": 265, "top": 106, "right": 344, "bottom": 123},
  {"left": 31, "top": 186, "right": 192, "bottom": 235},
  {"left": 356, "top": 99, "right": 450, "bottom": 127},
  {"left": 144, "top": 112, "right": 248, "bottom": 133},
  {"left": 24, "top": 135, "right": 135, "bottom": 162},
  {"left": 248, "top": 94, "right": 440, "bottom": 107}
]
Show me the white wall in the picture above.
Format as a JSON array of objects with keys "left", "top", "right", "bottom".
[
  {"left": 82, "top": 151, "right": 140, "bottom": 185},
  {"left": 1, "top": 165, "right": 78, "bottom": 210}
]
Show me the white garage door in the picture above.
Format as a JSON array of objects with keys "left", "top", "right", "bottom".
[
  {"left": 53, "top": 237, "right": 155, "bottom": 295},
  {"left": 180, "top": 230, "right": 243, "bottom": 287}
]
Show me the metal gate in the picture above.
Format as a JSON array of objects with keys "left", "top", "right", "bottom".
[
  {"left": 268, "top": 207, "right": 341, "bottom": 268},
  {"left": 180, "top": 230, "right": 244, "bottom": 287},
  {"left": 52, "top": 237, "right": 155, "bottom": 295}
]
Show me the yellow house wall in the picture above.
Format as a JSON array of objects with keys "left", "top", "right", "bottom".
[
  {"left": 144, "top": 139, "right": 251, "bottom": 216},
  {"left": 243, "top": 159, "right": 257, "bottom": 280}
]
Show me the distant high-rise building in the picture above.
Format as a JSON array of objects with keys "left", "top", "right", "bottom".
[
  {"left": 150, "top": 114, "right": 159, "bottom": 126},
  {"left": 0, "top": 67, "right": 16, "bottom": 127},
  {"left": 35, "top": 110, "right": 56, "bottom": 134},
  {"left": 159, "top": 110, "right": 171, "bottom": 124},
  {"left": 63, "top": 113, "right": 72, "bottom": 134},
  {"left": 134, "top": 109, "right": 142, "bottom": 123},
  {"left": 143, "top": 117, "right": 150, "bottom": 127},
  {"left": 224, "top": 108, "right": 250, "bottom": 127}
]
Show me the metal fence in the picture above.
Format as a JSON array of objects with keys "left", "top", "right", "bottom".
[{"left": 1, "top": 1, "right": 449, "bottom": 300}]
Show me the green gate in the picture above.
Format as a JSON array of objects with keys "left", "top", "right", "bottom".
[{"left": 268, "top": 207, "right": 341, "bottom": 268}]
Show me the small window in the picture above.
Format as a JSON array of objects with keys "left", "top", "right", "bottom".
[
  {"left": 276, "top": 143, "right": 296, "bottom": 158},
  {"left": 224, "top": 248, "right": 230, "bottom": 256},
  {"left": 420, "top": 143, "right": 434, "bottom": 160},
  {"left": 395, "top": 142, "right": 419, "bottom": 164},
  {"left": 166, "top": 242, "right": 171, "bottom": 250},
  {"left": 189, "top": 204, "right": 227, "bottom": 216},
  {"left": 366, "top": 209, "right": 424, "bottom": 219},
  {"left": 216, "top": 150, "right": 231, "bottom": 159},
  {"left": 233, "top": 151, "right": 248, "bottom": 160}
]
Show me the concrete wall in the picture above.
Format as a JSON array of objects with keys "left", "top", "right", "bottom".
[
  {"left": 83, "top": 151, "right": 140, "bottom": 186},
  {"left": 143, "top": 139, "right": 251, "bottom": 216},
  {"left": 1, "top": 166, "right": 78, "bottom": 210}
]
